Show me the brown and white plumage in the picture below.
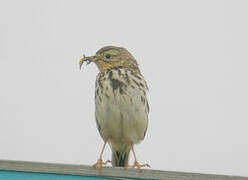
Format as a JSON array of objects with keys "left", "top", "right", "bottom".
[{"left": 79, "top": 46, "right": 149, "bottom": 169}]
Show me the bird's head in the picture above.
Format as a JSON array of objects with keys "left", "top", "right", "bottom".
[{"left": 79, "top": 46, "right": 140, "bottom": 73}]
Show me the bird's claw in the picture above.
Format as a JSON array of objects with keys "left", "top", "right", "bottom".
[
  {"left": 92, "top": 159, "right": 111, "bottom": 169},
  {"left": 127, "top": 161, "right": 150, "bottom": 171}
]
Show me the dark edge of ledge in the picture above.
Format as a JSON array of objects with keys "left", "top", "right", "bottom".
[{"left": 0, "top": 159, "right": 247, "bottom": 180}]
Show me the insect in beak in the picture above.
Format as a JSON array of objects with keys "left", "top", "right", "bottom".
[{"left": 79, "top": 55, "right": 98, "bottom": 70}]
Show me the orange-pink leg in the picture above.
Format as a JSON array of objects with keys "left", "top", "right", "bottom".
[
  {"left": 128, "top": 144, "right": 150, "bottom": 171},
  {"left": 92, "top": 141, "right": 111, "bottom": 169}
]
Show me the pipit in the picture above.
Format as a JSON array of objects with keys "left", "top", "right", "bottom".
[{"left": 79, "top": 46, "right": 149, "bottom": 170}]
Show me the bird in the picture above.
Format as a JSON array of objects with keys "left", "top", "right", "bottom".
[{"left": 79, "top": 46, "right": 150, "bottom": 169}]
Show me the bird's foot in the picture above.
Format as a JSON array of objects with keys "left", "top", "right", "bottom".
[
  {"left": 127, "top": 161, "right": 150, "bottom": 171},
  {"left": 92, "top": 159, "right": 111, "bottom": 169}
]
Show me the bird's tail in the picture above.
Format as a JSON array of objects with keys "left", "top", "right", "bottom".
[{"left": 112, "top": 147, "right": 131, "bottom": 167}]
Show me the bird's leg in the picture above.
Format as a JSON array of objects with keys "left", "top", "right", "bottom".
[
  {"left": 92, "top": 141, "right": 111, "bottom": 169},
  {"left": 127, "top": 144, "right": 150, "bottom": 171}
]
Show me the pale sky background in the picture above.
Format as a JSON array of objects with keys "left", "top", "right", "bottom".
[{"left": 0, "top": 0, "right": 248, "bottom": 177}]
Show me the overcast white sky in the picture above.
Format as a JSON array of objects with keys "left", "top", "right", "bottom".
[{"left": 0, "top": 0, "right": 248, "bottom": 177}]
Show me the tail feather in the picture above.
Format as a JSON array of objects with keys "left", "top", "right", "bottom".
[{"left": 112, "top": 148, "right": 130, "bottom": 167}]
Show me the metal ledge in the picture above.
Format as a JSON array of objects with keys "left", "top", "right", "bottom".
[{"left": 0, "top": 159, "right": 247, "bottom": 180}]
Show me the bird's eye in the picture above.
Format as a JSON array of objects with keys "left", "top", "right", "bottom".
[{"left": 105, "top": 54, "right": 111, "bottom": 59}]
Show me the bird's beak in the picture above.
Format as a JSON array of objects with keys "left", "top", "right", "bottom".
[{"left": 79, "top": 55, "right": 98, "bottom": 70}]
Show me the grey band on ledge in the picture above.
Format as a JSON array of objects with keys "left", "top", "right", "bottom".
[{"left": 0, "top": 159, "right": 247, "bottom": 180}]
